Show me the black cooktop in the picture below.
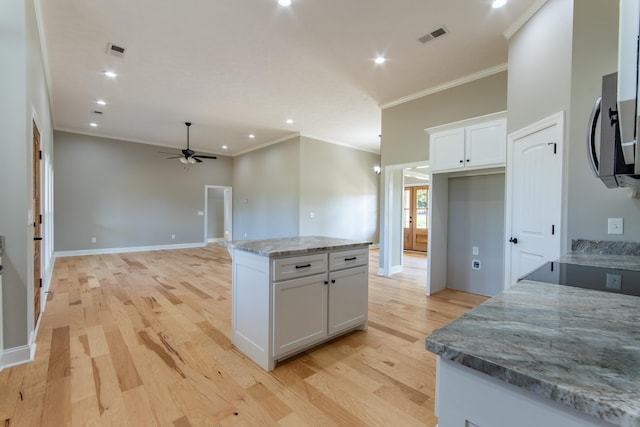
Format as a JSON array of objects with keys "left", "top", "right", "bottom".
[{"left": 520, "top": 262, "right": 640, "bottom": 297}]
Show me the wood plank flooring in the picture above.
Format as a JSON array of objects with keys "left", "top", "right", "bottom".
[{"left": 0, "top": 246, "right": 486, "bottom": 426}]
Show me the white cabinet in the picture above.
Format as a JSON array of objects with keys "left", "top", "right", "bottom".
[
  {"left": 231, "top": 245, "right": 369, "bottom": 371},
  {"left": 273, "top": 273, "right": 328, "bottom": 357},
  {"left": 430, "top": 117, "right": 506, "bottom": 173}
]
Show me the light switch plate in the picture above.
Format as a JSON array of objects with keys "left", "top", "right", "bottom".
[
  {"left": 607, "top": 218, "right": 623, "bottom": 234},
  {"left": 472, "top": 246, "right": 479, "bottom": 255},
  {"left": 606, "top": 273, "right": 622, "bottom": 290}
]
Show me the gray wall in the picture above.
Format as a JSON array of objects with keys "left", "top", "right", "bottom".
[
  {"left": 509, "top": 0, "right": 640, "bottom": 248},
  {"left": 299, "top": 136, "right": 380, "bottom": 242},
  {"left": 506, "top": 0, "right": 573, "bottom": 134},
  {"left": 233, "top": 137, "right": 301, "bottom": 240},
  {"left": 232, "top": 136, "right": 380, "bottom": 242},
  {"left": 381, "top": 71, "right": 508, "bottom": 167},
  {"left": 54, "top": 131, "right": 233, "bottom": 251},
  {"left": 379, "top": 72, "right": 508, "bottom": 275},
  {"left": 0, "top": 0, "right": 54, "bottom": 348},
  {"left": 566, "top": 0, "right": 640, "bottom": 242},
  {"left": 207, "top": 188, "right": 225, "bottom": 239},
  {"left": 447, "top": 174, "right": 505, "bottom": 296}
]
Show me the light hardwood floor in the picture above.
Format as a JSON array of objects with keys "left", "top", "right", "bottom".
[{"left": 0, "top": 246, "right": 486, "bottom": 426}]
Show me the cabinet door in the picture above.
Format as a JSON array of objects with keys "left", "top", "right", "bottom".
[
  {"left": 273, "top": 273, "right": 327, "bottom": 357},
  {"left": 430, "top": 128, "right": 465, "bottom": 172},
  {"left": 465, "top": 119, "right": 506, "bottom": 168},
  {"left": 328, "top": 266, "right": 368, "bottom": 335}
]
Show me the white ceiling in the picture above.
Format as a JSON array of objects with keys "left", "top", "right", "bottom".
[{"left": 38, "top": 0, "right": 536, "bottom": 156}]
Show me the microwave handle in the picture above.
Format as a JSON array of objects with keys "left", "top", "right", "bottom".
[{"left": 587, "top": 96, "right": 601, "bottom": 176}]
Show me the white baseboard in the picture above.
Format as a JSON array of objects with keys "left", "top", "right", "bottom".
[
  {"left": 0, "top": 343, "right": 35, "bottom": 370},
  {"left": 55, "top": 242, "right": 207, "bottom": 258},
  {"left": 390, "top": 265, "right": 403, "bottom": 276},
  {"left": 377, "top": 264, "right": 403, "bottom": 277},
  {"left": 370, "top": 243, "right": 380, "bottom": 249},
  {"left": 207, "top": 238, "right": 224, "bottom": 243}
]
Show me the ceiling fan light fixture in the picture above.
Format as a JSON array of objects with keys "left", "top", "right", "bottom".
[
  {"left": 492, "top": 0, "right": 507, "bottom": 8},
  {"left": 188, "top": 157, "right": 196, "bottom": 164},
  {"left": 179, "top": 157, "right": 189, "bottom": 164},
  {"left": 278, "top": 0, "right": 291, "bottom": 6}
]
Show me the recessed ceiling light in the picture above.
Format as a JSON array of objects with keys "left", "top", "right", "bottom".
[
  {"left": 90, "top": 122, "right": 98, "bottom": 127},
  {"left": 286, "top": 119, "right": 294, "bottom": 124},
  {"left": 104, "top": 71, "right": 117, "bottom": 78},
  {"left": 278, "top": 0, "right": 291, "bottom": 6},
  {"left": 374, "top": 56, "right": 386, "bottom": 65},
  {"left": 96, "top": 100, "right": 106, "bottom": 106},
  {"left": 222, "top": 145, "right": 228, "bottom": 150},
  {"left": 492, "top": 0, "right": 507, "bottom": 8},
  {"left": 249, "top": 134, "right": 256, "bottom": 139}
]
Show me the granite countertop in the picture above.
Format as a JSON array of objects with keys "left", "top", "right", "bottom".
[
  {"left": 558, "top": 253, "right": 640, "bottom": 271},
  {"left": 221, "top": 236, "right": 372, "bottom": 257},
  {"left": 426, "top": 279, "right": 640, "bottom": 427}
]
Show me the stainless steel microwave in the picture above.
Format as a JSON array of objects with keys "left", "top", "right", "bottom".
[{"left": 588, "top": 0, "right": 640, "bottom": 192}]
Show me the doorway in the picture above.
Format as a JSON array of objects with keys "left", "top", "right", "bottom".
[
  {"left": 32, "top": 120, "right": 42, "bottom": 327},
  {"left": 505, "top": 113, "right": 563, "bottom": 288},
  {"left": 204, "top": 185, "right": 233, "bottom": 243},
  {"left": 403, "top": 185, "right": 429, "bottom": 252}
]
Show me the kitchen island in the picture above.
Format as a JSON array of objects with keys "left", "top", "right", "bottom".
[
  {"left": 223, "top": 236, "right": 371, "bottom": 371},
  {"left": 426, "top": 257, "right": 640, "bottom": 427}
]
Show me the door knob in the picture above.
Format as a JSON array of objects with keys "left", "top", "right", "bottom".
[
  {"left": 34, "top": 236, "right": 43, "bottom": 241},
  {"left": 509, "top": 237, "right": 518, "bottom": 244}
]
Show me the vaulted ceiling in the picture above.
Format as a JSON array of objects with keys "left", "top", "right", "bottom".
[{"left": 38, "top": 0, "right": 536, "bottom": 155}]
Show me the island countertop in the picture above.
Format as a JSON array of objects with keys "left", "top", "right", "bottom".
[
  {"left": 221, "top": 236, "right": 372, "bottom": 257},
  {"left": 426, "top": 279, "right": 640, "bottom": 427}
]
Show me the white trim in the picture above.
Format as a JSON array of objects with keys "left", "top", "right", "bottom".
[
  {"left": 0, "top": 344, "right": 36, "bottom": 370},
  {"left": 380, "top": 64, "right": 508, "bottom": 110},
  {"left": 54, "top": 242, "right": 206, "bottom": 258},
  {"left": 504, "top": 111, "right": 564, "bottom": 290},
  {"left": 208, "top": 238, "right": 224, "bottom": 243},
  {"left": 299, "top": 133, "right": 381, "bottom": 155},
  {"left": 33, "top": 0, "right": 56, "bottom": 125},
  {"left": 425, "top": 111, "right": 507, "bottom": 135},
  {"left": 504, "top": 0, "right": 549, "bottom": 39}
]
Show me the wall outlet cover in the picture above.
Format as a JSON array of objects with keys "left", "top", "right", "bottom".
[
  {"left": 472, "top": 259, "right": 481, "bottom": 270},
  {"left": 607, "top": 218, "right": 623, "bottom": 235}
]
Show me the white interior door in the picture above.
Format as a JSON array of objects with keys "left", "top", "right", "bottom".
[{"left": 505, "top": 113, "right": 563, "bottom": 288}]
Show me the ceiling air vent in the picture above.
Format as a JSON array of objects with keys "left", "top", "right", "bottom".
[
  {"left": 106, "top": 43, "right": 126, "bottom": 57},
  {"left": 418, "top": 26, "right": 449, "bottom": 43}
]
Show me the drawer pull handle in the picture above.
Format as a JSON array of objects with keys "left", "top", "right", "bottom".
[
  {"left": 295, "top": 264, "right": 312, "bottom": 269},
  {"left": 344, "top": 257, "right": 357, "bottom": 261}
]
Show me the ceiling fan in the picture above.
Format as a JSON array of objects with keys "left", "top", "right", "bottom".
[{"left": 162, "top": 122, "right": 217, "bottom": 164}]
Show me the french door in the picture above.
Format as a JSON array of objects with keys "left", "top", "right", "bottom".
[{"left": 403, "top": 186, "right": 429, "bottom": 252}]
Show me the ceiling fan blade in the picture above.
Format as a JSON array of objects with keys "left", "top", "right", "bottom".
[
  {"left": 194, "top": 157, "right": 203, "bottom": 163},
  {"left": 194, "top": 155, "right": 217, "bottom": 159}
]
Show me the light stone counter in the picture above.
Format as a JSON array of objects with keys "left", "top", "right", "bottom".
[
  {"left": 427, "top": 279, "right": 640, "bottom": 427},
  {"left": 221, "top": 235, "right": 371, "bottom": 257}
]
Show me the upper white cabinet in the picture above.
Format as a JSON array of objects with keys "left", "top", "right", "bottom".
[{"left": 429, "top": 116, "right": 507, "bottom": 173}]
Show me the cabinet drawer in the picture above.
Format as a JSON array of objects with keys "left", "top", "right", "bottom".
[
  {"left": 329, "top": 248, "right": 368, "bottom": 271},
  {"left": 273, "top": 253, "right": 327, "bottom": 282}
]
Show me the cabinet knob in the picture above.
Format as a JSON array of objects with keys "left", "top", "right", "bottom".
[
  {"left": 466, "top": 159, "right": 470, "bottom": 162},
  {"left": 459, "top": 160, "right": 463, "bottom": 163},
  {"left": 324, "top": 281, "right": 329, "bottom": 285},
  {"left": 331, "top": 279, "right": 336, "bottom": 284}
]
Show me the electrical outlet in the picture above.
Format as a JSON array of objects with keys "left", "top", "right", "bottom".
[
  {"left": 606, "top": 273, "right": 622, "bottom": 290},
  {"left": 197, "top": 211, "right": 204, "bottom": 216},
  {"left": 472, "top": 246, "right": 479, "bottom": 255},
  {"left": 472, "top": 260, "right": 481, "bottom": 270},
  {"left": 607, "top": 218, "right": 623, "bottom": 234},
  {"left": 91, "top": 237, "right": 97, "bottom": 243},
  {"left": 171, "top": 234, "right": 176, "bottom": 240}
]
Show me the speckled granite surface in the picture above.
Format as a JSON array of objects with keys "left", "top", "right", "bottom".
[
  {"left": 558, "top": 253, "right": 640, "bottom": 271},
  {"left": 427, "top": 281, "right": 640, "bottom": 427},
  {"left": 572, "top": 239, "right": 640, "bottom": 256},
  {"left": 221, "top": 236, "right": 371, "bottom": 257}
]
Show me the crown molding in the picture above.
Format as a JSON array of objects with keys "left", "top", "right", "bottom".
[
  {"left": 380, "top": 63, "right": 508, "bottom": 110},
  {"left": 504, "top": 0, "right": 549, "bottom": 39}
]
